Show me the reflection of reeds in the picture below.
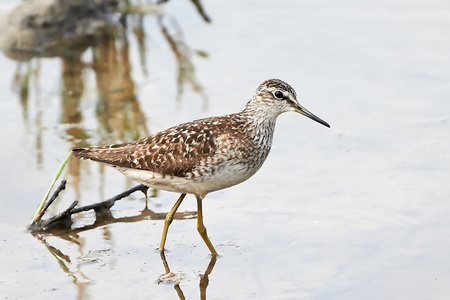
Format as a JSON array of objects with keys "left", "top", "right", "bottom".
[
  {"left": 61, "top": 55, "right": 84, "bottom": 137},
  {"left": 189, "top": 0, "right": 212, "bottom": 23},
  {"left": 92, "top": 25, "right": 149, "bottom": 145},
  {"left": 12, "top": 62, "right": 31, "bottom": 121},
  {"left": 158, "top": 15, "right": 209, "bottom": 110},
  {"left": 131, "top": 14, "right": 149, "bottom": 77},
  {"left": 158, "top": 0, "right": 211, "bottom": 23},
  {"left": 5, "top": 0, "right": 211, "bottom": 154},
  {"left": 11, "top": 61, "right": 46, "bottom": 167}
]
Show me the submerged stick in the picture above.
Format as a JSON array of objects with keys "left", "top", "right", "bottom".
[
  {"left": 33, "top": 179, "right": 67, "bottom": 223},
  {"left": 32, "top": 151, "right": 72, "bottom": 223},
  {"left": 28, "top": 183, "right": 149, "bottom": 232}
]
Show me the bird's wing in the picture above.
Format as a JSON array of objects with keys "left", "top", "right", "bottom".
[{"left": 72, "top": 119, "right": 221, "bottom": 177}]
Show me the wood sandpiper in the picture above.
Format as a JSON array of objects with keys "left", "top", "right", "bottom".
[{"left": 72, "top": 79, "right": 330, "bottom": 255}]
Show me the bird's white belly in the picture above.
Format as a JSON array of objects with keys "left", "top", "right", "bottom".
[{"left": 113, "top": 163, "right": 258, "bottom": 199}]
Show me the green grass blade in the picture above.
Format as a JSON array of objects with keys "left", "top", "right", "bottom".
[{"left": 32, "top": 151, "right": 72, "bottom": 223}]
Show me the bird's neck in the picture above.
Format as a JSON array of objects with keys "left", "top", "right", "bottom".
[
  {"left": 241, "top": 98, "right": 280, "bottom": 126},
  {"left": 238, "top": 104, "right": 278, "bottom": 148}
]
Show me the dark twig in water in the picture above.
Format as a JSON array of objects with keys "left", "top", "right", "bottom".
[
  {"left": 34, "top": 179, "right": 68, "bottom": 223},
  {"left": 41, "top": 200, "right": 79, "bottom": 230},
  {"left": 28, "top": 182, "right": 149, "bottom": 232},
  {"left": 70, "top": 184, "right": 149, "bottom": 214}
]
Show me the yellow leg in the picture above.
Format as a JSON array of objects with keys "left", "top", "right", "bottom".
[
  {"left": 159, "top": 193, "right": 186, "bottom": 252},
  {"left": 196, "top": 196, "right": 218, "bottom": 256}
]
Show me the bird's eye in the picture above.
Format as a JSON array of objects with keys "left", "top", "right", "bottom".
[{"left": 273, "top": 91, "right": 284, "bottom": 99}]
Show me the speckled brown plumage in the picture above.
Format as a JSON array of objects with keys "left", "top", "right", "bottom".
[
  {"left": 72, "top": 79, "right": 330, "bottom": 254},
  {"left": 74, "top": 115, "right": 251, "bottom": 178}
]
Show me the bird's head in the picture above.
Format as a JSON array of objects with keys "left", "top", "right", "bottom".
[{"left": 250, "top": 79, "right": 330, "bottom": 128}]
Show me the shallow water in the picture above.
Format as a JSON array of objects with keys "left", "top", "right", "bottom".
[{"left": 0, "top": 0, "right": 449, "bottom": 299}]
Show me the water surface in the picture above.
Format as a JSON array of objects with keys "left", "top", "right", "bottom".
[{"left": 0, "top": 0, "right": 449, "bottom": 299}]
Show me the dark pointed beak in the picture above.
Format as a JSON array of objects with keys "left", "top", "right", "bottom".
[{"left": 294, "top": 104, "right": 330, "bottom": 128}]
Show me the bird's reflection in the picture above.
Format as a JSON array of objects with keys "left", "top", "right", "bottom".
[{"left": 159, "top": 250, "right": 217, "bottom": 300}]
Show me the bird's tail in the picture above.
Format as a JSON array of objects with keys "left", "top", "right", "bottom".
[
  {"left": 72, "top": 148, "right": 91, "bottom": 160},
  {"left": 71, "top": 145, "right": 134, "bottom": 169}
]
